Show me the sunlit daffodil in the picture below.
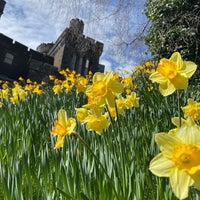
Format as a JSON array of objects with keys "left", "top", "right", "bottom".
[
  {"left": 75, "top": 76, "right": 88, "bottom": 93},
  {"left": 108, "top": 106, "right": 117, "bottom": 119},
  {"left": 122, "top": 75, "right": 133, "bottom": 88},
  {"left": 149, "top": 125, "right": 200, "bottom": 199},
  {"left": 51, "top": 109, "right": 76, "bottom": 149},
  {"left": 182, "top": 99, "right": 200, "bottom": 121},
  {"left": 10, "top": 95, "right": 19, "bottom": 104},
  {"left": 2, "top": 82, "right": 8, "bottom": 89},
  {"left": 149, "top": 52, "right": 197, "bottom": 96},
  {"left": 85, "top": 113, "right": 110, "bottom": 134},
  {"left": 86, "top": 71, "right": 124, "bottom": 107},
  {"left": 125, "top": 92, "right": 139, "bottom": 108},
  {"left": 1, "top": 89, "right": 9, "bottom": 100},
  {"left": 53, "top": 85, "right": 62, "bottom": 94},
  {"left": 75, "top": 107, "right": 89, "bottom": 123},
  {"left": 18, "top": 77, "right": 24, "bottom": 81},
  {"left": 18, "top": 89, "right": 27, "bottom": 101},
  {"left": 33, "top": 86, "right": 43, "bottom": 95}
]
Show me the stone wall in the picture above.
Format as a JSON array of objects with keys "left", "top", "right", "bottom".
[{"left": 0, "top": 33, "right": 58, "bottom": 82}]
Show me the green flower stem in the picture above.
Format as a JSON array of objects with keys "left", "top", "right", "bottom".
[
  {"left": 72, "top": 132, "right": 120, "bottom": 200},
  {"left": 195, "top": 189, "right": 200, "bottom": 198},
  {"left": 177, "top": 90, "right": 182, "bottom": 128},
  {"left": 115, "top": 106, "right": 126, "bottom": 197}
]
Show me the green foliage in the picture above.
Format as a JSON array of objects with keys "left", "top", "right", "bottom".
[
  {"left": 0, "top": 79, "right": 200, "bottom": 199},
  {"left": 144, "top": 0, "right": 200, "bottom": 79}
]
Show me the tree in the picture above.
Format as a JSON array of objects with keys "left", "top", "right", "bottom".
[{"left": 144, "top": 0, "right": 200, "bottom": 78}]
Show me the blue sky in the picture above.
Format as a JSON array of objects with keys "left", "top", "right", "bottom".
[{"left": 0, "top": 0, "right": 151, "bottom": 72}]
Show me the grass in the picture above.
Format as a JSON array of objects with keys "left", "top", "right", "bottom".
[{"left": 0, "top": 73, "right": 200, "bottom": 200}]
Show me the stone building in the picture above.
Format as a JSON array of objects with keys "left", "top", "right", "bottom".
[
  {"left": 0, "top": 1, "right": 104, "bottom": 82},
  {"left": 37, "top": 18, "right": 104, "bottom": 75}
]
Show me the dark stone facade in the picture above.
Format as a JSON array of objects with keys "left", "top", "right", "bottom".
[{"left": 0, "top": 33, "right": 59, "bottom": 82}]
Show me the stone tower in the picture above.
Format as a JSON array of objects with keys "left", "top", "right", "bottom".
[
  {"left": 37, "top": 18, "right": 104, "bottom": 75},
  {"left": 0, "top": 0, "right": 6, "bottom": 18}
]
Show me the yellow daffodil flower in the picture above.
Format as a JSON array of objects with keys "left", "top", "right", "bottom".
[
  {"left": 75, "top": 76, "right": 88, "bottom": 93},
  {"left": 10, "top": 95, "right": 19, "bottom": 104},
  {"left": 149, "top": 52, "right": 197, "bottom": 96},
  {"left": 86, "top": 71, "right": 123, "bottom": 107},
  {"left": 182, "top": 99, "right": 200, "bottom": 121},
  {"left": 1, "top": 89, "right": 9, "bottom": 100},
  {"left": 33, "top": 86, "right": 43, "bottom": 95},
  {"left": 122, "top": 75, "right": 133, "bottom": 88},
  {"left": 18, "top": 77, "right": 24, "bottom": 81},
  {"left": 149, "top": 125, "right": 200, "bottom": 199},
  {"left": 2, "top": 82, "right": 8, "bottom": 89},
  {"left": 85, "top": 113, "right": 110, "bottom": 134},
  {"left": 108, "top": 106, "right": 117, "bottom": 119},
  {"left": 75, "top": 107, "right": 89, "bottom": 123},
  {"left": 19, "top": 89, "right": 27, "bottom": 101},
  {"left": 115, "top": 96, "right": 126, "bottom": 115},
  {"left": 51, "top": 109, "right": 76, "bottom": 149},
  {"left": 125, "top": 92, "right": 139, "bottom": 108},
  {"left": 53, "top": 85, "right": 62, "bottom": 94}
]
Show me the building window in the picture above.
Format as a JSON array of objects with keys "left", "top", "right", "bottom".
[{"left": 4, "top": 53, "right": 14, "bottom": 65}]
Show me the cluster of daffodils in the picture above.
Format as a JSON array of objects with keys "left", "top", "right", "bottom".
[
  {"left": 50, "top": 69, "right": 92, "bottom": 94},
  {"left": 132, "top": 61, "right": 155, "bottom": 92},
  {"left": 77, "top": 71, "right": 139, "bottom": 133},
  {"left": 149, "top": 52, "right": 200, "bottom": 199},
  {"left": 51, "top": 70, "right": 139, "bottom": 149},
  {"left": 0, "top": 78, "right": 45, "bottom": 106}
]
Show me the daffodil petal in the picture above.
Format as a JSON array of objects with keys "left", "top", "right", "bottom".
[
  {"left": 176, "top": 125, "right": 200, "bottom": 144},
  {"left": 181, "top": 61, "right": 197, "bottom": 78},
  {"left": 103, "top": 71, "right": 113, "bottom": 84},
  {"left": 171, "top": 74, "right": 188, "bottom": 89},
  {"left": 93, "top": 72, "right": 105, "bottom": 82},
  {"left": 66, "top": 118, "right": 76, "bottom": 135},
  {"left": 159, "top": 80, "right": 176, "bottom": 96},
  {"left": 149, "top": 71, "right": 166, "bottom": 83},
  {"left": 149, "top": 153, "right": 174, "bottom": 177},
  {"left": 107, "top": 79, "right": 123, "bottom": 94},
  {"left": 105, "top": 92, "right": 116, "bottom": 107},
  {"left": 171, "top": 117, "right": 186, "bottom": 127},
  {"left": 58, "top": 109, "right": 68, "bottom": 127},
  {"left": 155, "top": 133, "right": 182, "bottom": 156},
  {"left": 170, "top": 52, "right": 183, "bottom": 70},
  {"left": 170, "top": 168, "right": 194, "bottom": 200},
  {"left": 54, "top": 136, "right": 65, "bottom": 149}
]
